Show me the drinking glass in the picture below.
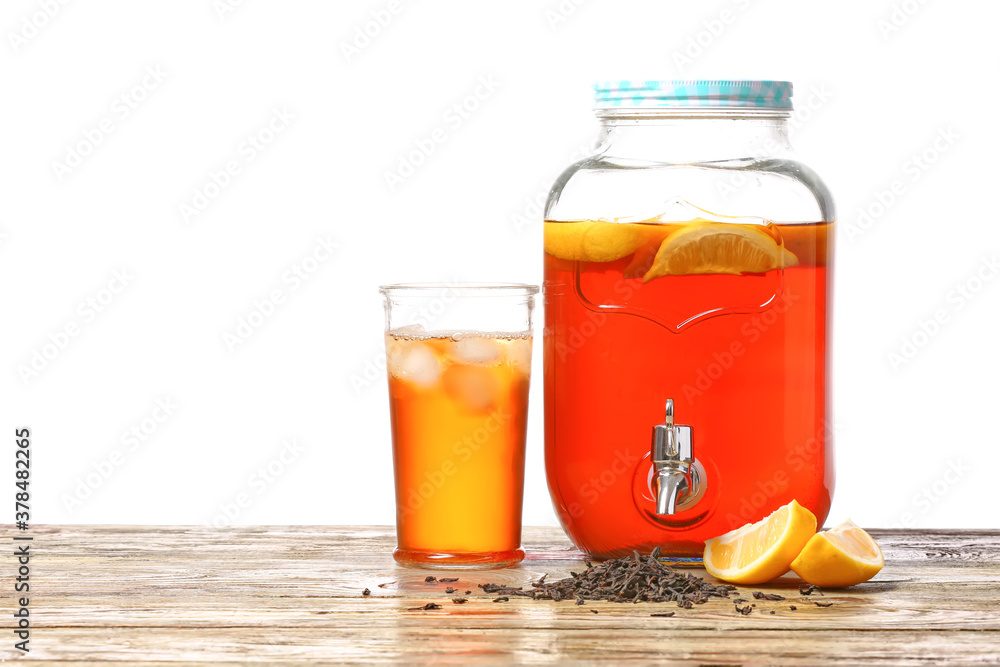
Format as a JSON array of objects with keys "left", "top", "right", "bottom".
[{"left": 380, "top": 283, "right": 539, "bottom": 568}]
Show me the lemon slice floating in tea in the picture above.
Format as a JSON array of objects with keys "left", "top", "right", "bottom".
[
  {"left": 544, "top": 221, "right": 651, "bottom": 263},
  {"left": 643, "top": 222, "right": 798, "bottom": 281},
  {"left": 790, "top": 519, "right": 885, "bottom": 588}
]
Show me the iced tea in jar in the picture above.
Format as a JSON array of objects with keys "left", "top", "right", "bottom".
[{"left": 543, "top": 81, "right": 835, "bottom": 558}]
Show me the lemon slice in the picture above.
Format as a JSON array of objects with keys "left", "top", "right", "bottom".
[
  {"left": 790, "top": 519, "right": 884, "bottom": 588},
  {"left": 544, "top": 221, "right": 650, "bottom": 263},
  {"left": 643, "top": 222, "right": 798, "bottom": 281},
  {"left": 703, "top": 500, "right": 817, "bottom": 585}
]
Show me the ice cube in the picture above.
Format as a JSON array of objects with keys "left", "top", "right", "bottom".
[
  {"left": 387, "top": 340, "right": 440, "bottom": 387},
  {"left": 443, "top": 365, "right": 499, "bottom": 412},
  {"left": 452, "top": 336, "right": 501, "bottom": 365},
  {"left": 616, "top": 196, "right": 767, "bottom": 227},
  {"left": 503, "top": 338, "right": 532, "bottom": 373}
]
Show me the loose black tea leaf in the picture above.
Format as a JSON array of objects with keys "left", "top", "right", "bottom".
[
  {"left": 733, "top": 598, "right": 747, "bottom": 604},
  {"left": 479, "top": 547, "right": 735, "bottom": 608},
  {"left": 590, "top": 609, "right": 599, "bottom": 614},
  {"left": 493, "top": 596, "right": 510, "bottom": 603},
  {"left": 735, "top": 603, "right": 753, "bottom": 615},
  {"left": 407, "top": 602, "right": 442, "bottom": 611},
  {"left": 753, "top": 591, "right": 785, "bottom": 601},
  {"left": 814, "top": 601, "right": 834, "bottom": 608},
  {"left": 769, "top": 610, "right": 776, "bottom": 615},
  {"left": 464, "top": 590, "right": 471, "bottom": 595},
  {"left": 452, "top": 597, "right": 468, "bottom": 604},
  {"left": 575, "top": 598, "right": 585, "bottom": 605},
  {"left": 362, "top": 588, "right": 371, "bottom": 597},
  {"left": 439, "top": 577, "right": 459, "bottom": 583},
  {"left": 799, "top": 584, "right": 823, "bottom": 596},
  {"left": 445, "top": 587, "right": 457, "bottom": 594},
  {"left": 790, "top": 605, "right": 797, "bottom": 610},
  {"left": 650, "top": 612, "right": 675, "bottom": 617},
  {"left": 425, "top": 576, "right": 437, "bottom": 583}
]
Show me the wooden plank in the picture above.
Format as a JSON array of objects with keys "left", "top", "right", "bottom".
[
  {"left": 17, "top": 592, "right": 1000, "bottom": 631},
  {"left": 5, "top": 628, "right": 998, "bottom": 664},
  {"left": 2, "top": 526, "right": 998, "bottom": 663}
]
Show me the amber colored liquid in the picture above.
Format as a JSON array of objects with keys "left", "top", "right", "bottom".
[
  {"left": 387, "top": 332, "right": 532, "bottom": 568},
  {"left": 544, "top": 221, "right": 834, "bottom": 558}
]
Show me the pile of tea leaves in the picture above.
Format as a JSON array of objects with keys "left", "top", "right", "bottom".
[{"left": 479, "top": 547, "right": 736, "bottom": 608}]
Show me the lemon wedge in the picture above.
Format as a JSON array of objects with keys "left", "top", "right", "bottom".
[
  {"left": 703, "top": 500, "right": 817, "bottom": 585},
  {"left": 643, "top": 222, "right": 798, "bottom": 281},
  {"left": 544, "top": 221, "right": 650, "bottom": 263},
  {"left": 790, "top": 519, "right": 884, "bottom": 588}
]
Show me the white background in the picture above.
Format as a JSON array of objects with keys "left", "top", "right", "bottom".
[{"left": 2, "top": 0, "right": 997, "bottom": 529}]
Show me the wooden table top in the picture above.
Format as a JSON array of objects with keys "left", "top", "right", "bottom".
[{"left": 4, "top": 525, "right": 999, "bottom": 664}]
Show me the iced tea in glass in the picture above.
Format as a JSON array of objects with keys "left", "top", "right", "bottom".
[{"left": 380, "top": 284, "right": 538, "bottom": 568}]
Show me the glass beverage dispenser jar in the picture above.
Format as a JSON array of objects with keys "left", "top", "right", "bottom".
[{"left": 543, "top": 81, "right": 835, "bottom": 558}]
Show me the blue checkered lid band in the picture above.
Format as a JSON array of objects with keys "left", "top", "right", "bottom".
[{"left": 594, "top": 80, "right": 793, "bottom": 109}]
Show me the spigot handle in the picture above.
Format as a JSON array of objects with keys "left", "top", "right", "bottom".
[
  {"left": 652, "top": 400, "right": 671, "bottom": 462},
  {"left": 652, "top": 400, "right": 691, "bottom": 466}
]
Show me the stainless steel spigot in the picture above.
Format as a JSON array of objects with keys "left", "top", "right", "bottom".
[{"left": 651, "top": 399, "right": 703, "bottom": 515}]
